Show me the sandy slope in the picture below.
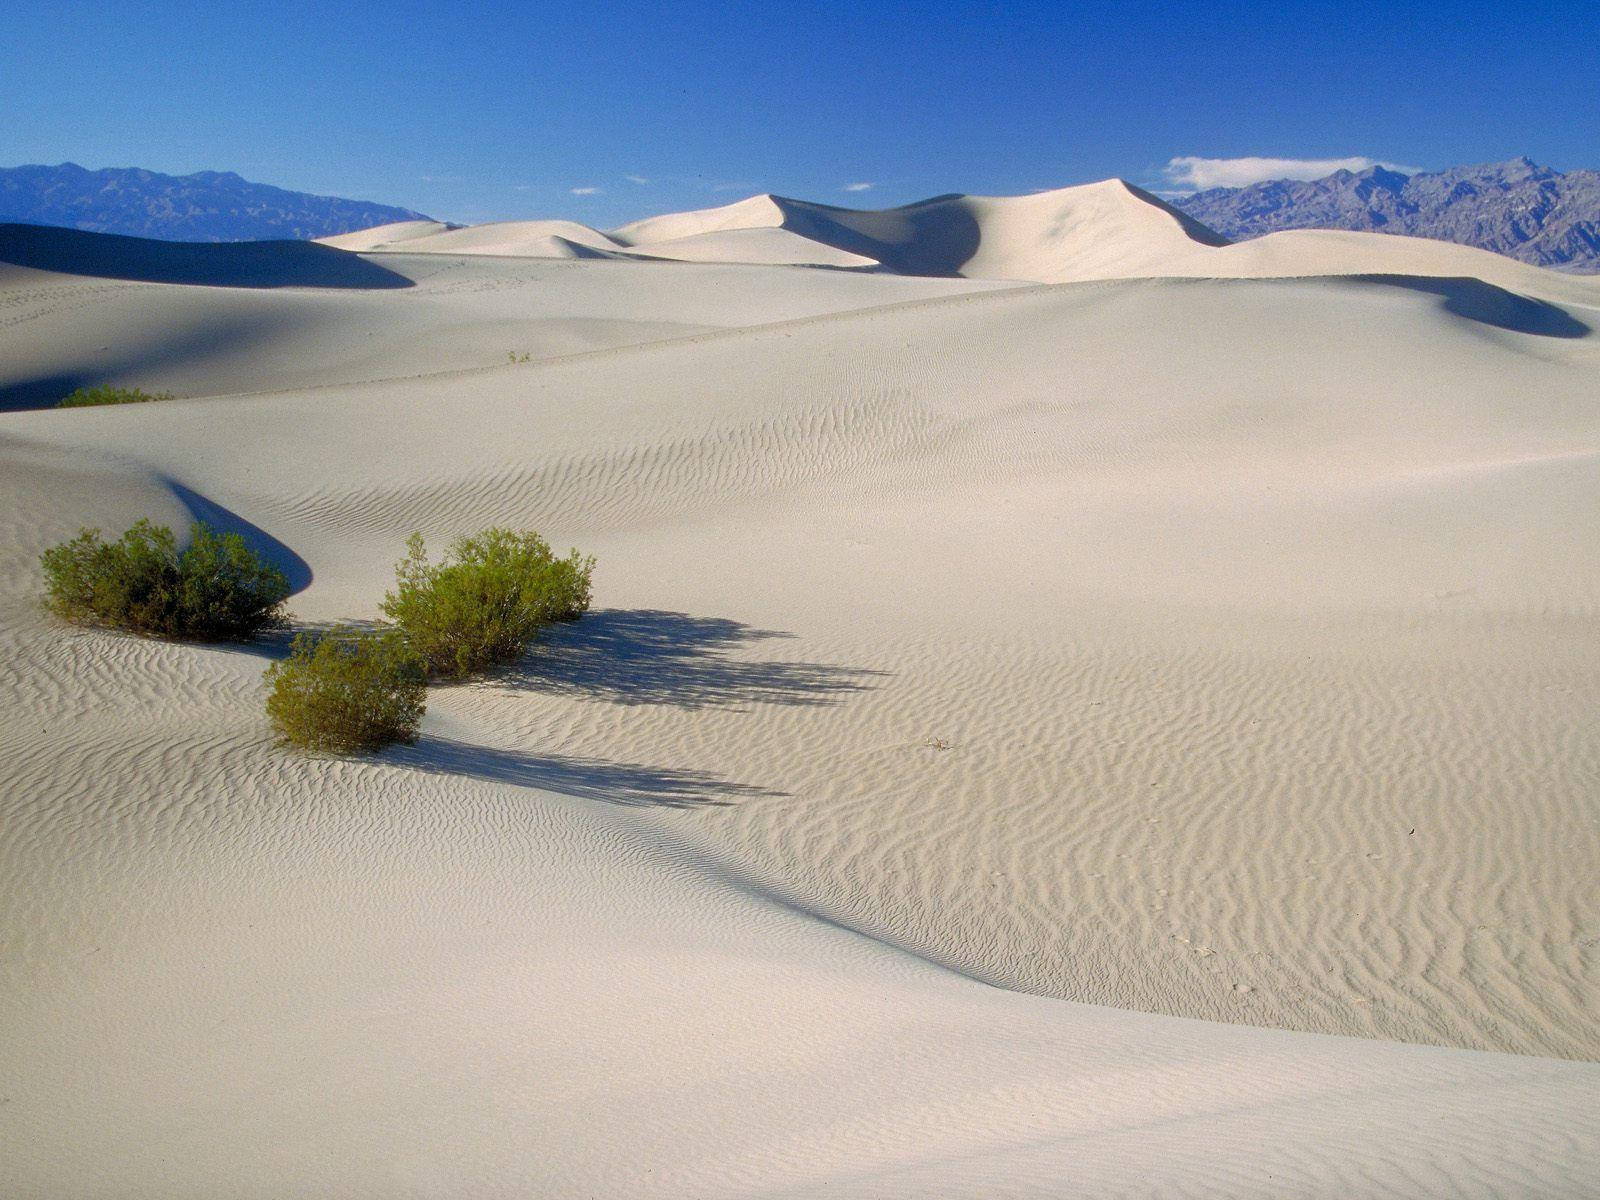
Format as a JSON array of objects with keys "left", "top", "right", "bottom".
[
  {"left": 1160, "top": 226, "right": 1600, "bottom": 309},
  {"left": 316, "top": 218, "right": 456, "bottom": 250},
  {"left": 0, "top": 250, "right": 1005, "bottom": 409},
  {"left": 3, "top": 218, "right": 1599, "bottom": 1196}
]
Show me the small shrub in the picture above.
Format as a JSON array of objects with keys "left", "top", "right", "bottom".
[
  {"left": 265, "top": 627, "right": 425, "bottom": 753},
  {"left": 40, "top": 519, "right": 289, "bottom": 640},
  {"left": 58, "top": 385, "right": 175, "bottom": 408},
  {"left": 380, "top": 528, "right": 594, "bottom": 679}
]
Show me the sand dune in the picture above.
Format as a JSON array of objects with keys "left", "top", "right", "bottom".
[
  {"left": 320, "top": 179, "right": 1600, "bottom": 308},
  {"left": 630, "top": 226, "right": 881, "bottom": 268},
  {"left": 1, "top": 222, "right": 411, "bottom": 289},
  {"left": 316, "top": 218, "right": 457, "bottom": 250},
  {"left": 3, "top": 196, "right": 1599, "bottom": 1196},
  {"left": 1160, "top": 226, "right": 1600, "bottom": 308},
  {"left": 691, "top": 181, "right": 1231, "bottom": 280},
  {"left": 353, "top": 217, "right": 628, "bottom": 257},
  {"left": 323, "top": 181, "right": 1232, "bottom": 281},
  {"left": 0, "top": 247, "right": 1006, "bottom": 410},
  {"left": 610, "top": 192, "right": 791, "bottom": 245}
]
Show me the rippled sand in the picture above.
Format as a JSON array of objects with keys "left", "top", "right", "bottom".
[{"left": 3, "top": 219, "right": 1599, "bottom": 1196}]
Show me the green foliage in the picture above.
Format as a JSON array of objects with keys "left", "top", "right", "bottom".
[
  {"left": 264, "top": 626, "right": 425, "bottom": 753},
  {"left": 58, "top": 385, "right": 175, "bottom": 408},
  {"left": 380, "top": 528, "right": 594, "bottom": 679},
  {"left": 39, "top": 519, "right": 289, "bottom": 640}
]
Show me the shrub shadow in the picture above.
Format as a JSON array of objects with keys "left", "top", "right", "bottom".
[
  {"left": 500, "top": 608, "right": 887, "bottom": 709},
  {"left": 387, "top": 737, "right": 778, "bottom": 808}
]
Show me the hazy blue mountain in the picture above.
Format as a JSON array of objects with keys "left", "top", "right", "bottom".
[
  {"left": 0, "top": 163, "right": 430, "bottom": 242},
  {"left": 1175, "top": 158, "right": 1600, "bottom": 272}
]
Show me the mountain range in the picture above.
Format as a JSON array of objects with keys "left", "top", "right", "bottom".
[
  {"left": 1175, "top": 158, "right": 1600, "bottom": 273},
  {"left": 0, "top": 163, "right": 429, "bottom": 242},
  {"left": 4, "top": 158, "right": 1599, "bottom": 274}
]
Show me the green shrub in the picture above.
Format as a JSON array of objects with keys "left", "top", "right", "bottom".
[
  {"left": 40, "top": 519, "right": 290, "bottom": 640},
  {"left": 380, "top": 528, "right": 594, "bottom": 679},
  {"left": 58, "top": 385, "right": 175, "bottom": 408},
  {"left": 264, "top": 627, "right": 425, "bottom": 753}
]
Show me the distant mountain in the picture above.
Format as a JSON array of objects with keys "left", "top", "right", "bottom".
[
  {"left": 1174, "top": 158, "right": 1600, "bottom": 273},
  {"left": 0, "top": 163, "right": 431, "bottom": 242}
]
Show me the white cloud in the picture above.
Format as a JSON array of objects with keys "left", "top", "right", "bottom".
[
  {"left": 569, "top": 186, "right": 602, "bottom": 195},
  {"left": 842, "top": 181, "right": 874, "bottom": 192},
  {"left": 624, "top": 174, "right": 650, "bottom": 185},
  {"left": 1162, "top": 155, "right": 1421, "bottom": 191}
]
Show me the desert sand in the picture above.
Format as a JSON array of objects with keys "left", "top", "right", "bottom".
[{"left": 3, "top": 182, "right": 1598, "bottom": 1197}]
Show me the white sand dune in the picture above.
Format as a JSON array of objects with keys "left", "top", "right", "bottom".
[
  {"left": 629, "top": 226, "right": 881, "bottom": 268},
  {"left": 610, "top": 192, "right": 792, "bottom": 245},
  {"left": 1160, "top": 226, "right": 1600, "bottom": 308},
  {"left": 0, "top": 229, "right": 1007, "bottom": 409},
  {"left": 351, "top": 217, "right": 628, "bottom": 257},
  {"left": 3, "top": 199, "right": 1599, "bottom": 1196},
  {"left": 316, "top": 218, "right": 457, "bottom": 251},
  {"left": 321, "top": 178, "right": 1600, "bottom": 307},
  {"left": 699, "top": 181, "right": 1230, "bottom": 281},
  {"left": 327, "top": 181, "right": 1232, "bottom": 281}
]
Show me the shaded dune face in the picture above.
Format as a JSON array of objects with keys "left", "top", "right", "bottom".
[
  {"left": 1347, "top": 273, "right": 1590, "bottom": 337},
  {"left": 754, "top": 183, "right": 1232, "bottom": 279},
  {"left": 0, "top": 223, "right": 413, "bottom": 289},
  {"left": 775, "top": 195, "right": 982, "bottom": 275}
]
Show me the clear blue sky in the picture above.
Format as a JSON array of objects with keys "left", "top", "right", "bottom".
[{"left": 4, "top": 0, "right": 1597, "bottom": 226}]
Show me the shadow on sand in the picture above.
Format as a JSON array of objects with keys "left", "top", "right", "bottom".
[
  {"left": 386, "top": 738, "right": 779, "bottom": 808},
  {"left": 167, "top": 480, "right": 313, "bottom": 595},
  {"left": 1352, "top": 274, "right": 1590, "bottom": 338},
  {"left": 0, "top": 223, "right": 413, "bottom": 289},
  {"left": 0, "top": 306, "right": 314, "bottom": 411},
  {"left": 497, "top": 608, "right": 887, "bottom": 709}
]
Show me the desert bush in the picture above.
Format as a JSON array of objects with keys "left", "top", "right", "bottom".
[
  {"left": 380, "top": 528, "right": 594, "bottom": 679},
  {"left": 40, "top": 519, "right": 289, "bottom": 640},
  {"left": 58, "top": 385, "right": 175, "bottom": 408},
  {"left": 264, "top": 626, "right": 425, "bottom": 753}
]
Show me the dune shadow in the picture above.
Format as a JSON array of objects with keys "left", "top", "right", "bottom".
[
  {"left": 387, "top": 737, "right": 778, "bottom": 808},
  {"left": 778, "top": 195, "right": 983, "bottom": 276},
  {"left": 166, "top": 480, "right": 313, "bottom": 594},
  {"left": 0, "top": 223, "right": 413, "bottom": 289},
  {"left": 501, "top": 608, "right": 887, "bottom": 709},
  {"left": 1350, "top": 274, "right": 1589, "bottom": 338},
  {"left": 0, "top": 371, "right": 95, "bottom": 412},
  {"left": 0, "top": 307, "right": 308, "bottom": 412}
]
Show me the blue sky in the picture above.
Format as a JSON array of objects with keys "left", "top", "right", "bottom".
[{"left": 4, "top": 0, "right": 1597, "bottom": 226}]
